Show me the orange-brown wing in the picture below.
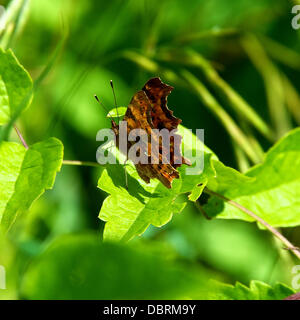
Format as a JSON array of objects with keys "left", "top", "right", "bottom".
[
  {"left": 111, "top": 91, "right": 152, "bottom": 160},
  {"left": 123, "top": 90, "right": 154, "bottom": 135},
  {"left": 142, "top": 77, "right": 191, "bottom": 168},
  {"left": 142, "top": 77, "right": 180, "bottom": 130},
  {"left": 135, "top": 163, "right": 179, "bottom": 189},
  {"left": 123, "top": 90, "right": 181, "bottom": 188}
]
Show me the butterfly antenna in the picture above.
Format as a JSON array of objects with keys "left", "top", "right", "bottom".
[
  {"left": 110, "top": 80, "right": 120, "bottom": 121},
  {"left": 94, "top": 95, "right": 114, "bottom": 122}
]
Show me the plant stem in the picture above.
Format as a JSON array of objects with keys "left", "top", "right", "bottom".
[
  {"left": 281, "top": 74, "right": 300, "bottom": 125},
  {"left": 6, "top": 0, "right": 29, "bottom": 49},
  {"left": 232, "top": 141, "right": 250, "bottom": 173},
  {"left": 284, "top": 292, "right": 300, "bottom": 300},
  {"left": 204, "top": 187, "right": 300, "bottom": 260},
  {"left": 260, "top": 35, "right": 300, "bottom": 70},
  {"left": 173, "top": 28, "right": 238, "bottom": 44},
  {"left": 62, "top": 160, "right": 100, "bottom": 167},
  {"left": 194, "top": 201, "right": 211, "bottom": 220},
  {"left": 14, "top": 125, "right": 28, "bottom": 149}
]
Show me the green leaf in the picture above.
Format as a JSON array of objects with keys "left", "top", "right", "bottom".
[
  {"left": 107, "top": 106, "right": 127, "bottom": 118},
  {"left": 98, "top": 125, "right": 216, "bottom": 241},
  {"left": 0, "top": 76, "right": 10, "bottom": 124},
  {"left": 206, "top": 280, "right": 295, "bottom": 300},
  {"left": 20, "top": 233, "right": 209, "bottom": 299},
  {"left": 0, "top": 137, "right": 63, "bottom": 231},
  {"left": 204, "top": 128, "right": 300, "bottom": 227},
  {"left": 0, "top": 48, "right": 32, "bottom": 125}
]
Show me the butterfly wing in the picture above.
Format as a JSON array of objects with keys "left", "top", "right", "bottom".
[
  {"left": 124, "top": 90, "right": 181, "bottom": 188},
  {"left": 142, "top": 77, "right": 191, "bottom": 168},
  {"left": 142, "top": 77, "right": 180, "bottom": 130},
  {"left": 124, "top": 90, "right": 154, "bottom": 134}
]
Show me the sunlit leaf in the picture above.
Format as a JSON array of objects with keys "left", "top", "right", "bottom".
[
  {"left": 98, "top": 125, "right": 216, "bottom": 241},
  {"left": 0, "top": 48, "right": 32, "bottom": 125},
  {"left": 205, "top": 128, "right": 300, "bottom": 227},
  {"left": 107, "top": 106, "right": 127, "bottom": 118},
  {"left": 205, "top": 280, "right": 295, "bottom": 300},
  {"left": 0, "top": 137, "right": 63, "bottom": 231}
]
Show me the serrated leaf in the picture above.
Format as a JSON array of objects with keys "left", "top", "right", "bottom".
[
  {"left": 0, "top": 76, "right": 10, "bottom": 124},
  {"left": 98, "top": 125, "right": 216, "bottom": 241},
  {"left": 0, "top": 137, "right": 63, "bottom": 231},
  {"left": 206, "top": 280, "right": 295, "bottom": 300},
  {"left": 204, "top": 128, "right": 300, "bottom": 227},
  {"left": 20, "top": 233, "right": 209, "bottom": 299},
  {"left": 0, "top": 48, "right": 32, "bottom": 125},
  {"left": 107, "top": 106, "right": 127, "bottom": 118}
]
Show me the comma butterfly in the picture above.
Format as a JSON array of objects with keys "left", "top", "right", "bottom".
[{"left": 110, "top": 77, "right": 191, "bottom": 189}]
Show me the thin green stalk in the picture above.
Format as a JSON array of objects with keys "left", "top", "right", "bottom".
[
  {"left": 237, "top": 116, "right": 265, "bottom": 162},
  {"left": 281, "top": 74, "right": 300, "bottom": 125},
  {"left": 12, "top": 127, "right": 99, "bottom": 167},
  {"left": 260, "top": 35, "right": 300, "bottom": 70},
  {"left": 122, "top": 50, "right": 181, "bottom": 84},
  {"left": 181, "top": 69, "right": 261, "bottom": 164},
  {"left": 14, "top": 125, "right": 28, "bottom": 149},
  {"left": 204, "top": 188, "right": 300, "bottom": 261},
  {"left": 173, "top": 28, "right": 238, "bottom": 44},
  {"left": 63, "top": 160, "right": 100, "bottom": 168},
  {"left": 0, "top": 0, "right": 26, "bottom": 47},
  {"left": 33, "top": 29, "right": 68, "bottom": 90},
  {"left": 6, "top": 0, "right": 29, "bottom": 49},
  {"left": 45, "top": 66, "right": 89, "bottom": 136},
  {"left": 141, "top": 0, "right": 165, "bottom": 56},
  {"left": 194, "top": 201, "right": 211, "bottom": 220},
  {"left": 156, "top": 48, "right": 274, "bottom": 141},
  {"left": 193, "top": 51, "right": 274, "bottom": 141},
  {"left": 232, "top": 141, "right": 250, "bottom": 173},
  {"left": 0, "top": 90, "right": 32, "bottom": 142},
  {"left": 241, "top": 34, "right": 292, "bottom": 138}
]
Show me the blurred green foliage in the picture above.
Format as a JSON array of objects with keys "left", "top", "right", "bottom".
[{"left": 0, "top": 0, "right": 300, "bottom": 299}]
